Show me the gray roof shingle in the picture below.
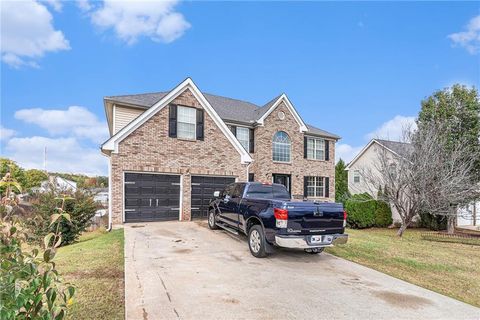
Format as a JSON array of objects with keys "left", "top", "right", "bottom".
[
  {"left": 376, "top": 139, "right": 413, "bottom": 158},
  {"left": 105, "top": 91, "right": 340, "bottom": 139}
]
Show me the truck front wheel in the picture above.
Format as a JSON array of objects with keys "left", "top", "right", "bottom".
[
  {"left": 248, "top": 225, "right": 268, "bottom": 258},
  {"left": 208, "top": 209, "right": 218, "bottom": 230}
]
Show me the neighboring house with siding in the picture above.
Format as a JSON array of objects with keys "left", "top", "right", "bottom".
[
  {"left": 346, "top": 138, "right": 479, "bottom": 226},
  {"left": 345, "top": 139, "right": 413, "bottom": 223},
  {"left": 101, "top": 78, "right": 340, "bottom": 225}
]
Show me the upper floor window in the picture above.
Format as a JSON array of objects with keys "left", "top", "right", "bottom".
[
  {"left": 306, "top": 137, "right": 325, "bottom": 160},
  {"left": 236, "top": 127, "right": 250, "bottom": 151},
  {"left": 353, "top": 170, "right": 360, "bottom": 183},
  {"left": 306, "top": 176, "right": 325, "bottom": 197},
  {"left": 177, "top": 106, "right": 196, "bottom": 139},
  {"left": 273, "top": 131, "right": 291, "bottom": 162},
  {"left": 228, "top": 125, "right": 254, "bottom": 153}
]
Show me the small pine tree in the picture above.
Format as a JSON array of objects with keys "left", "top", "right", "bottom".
[{"left": 335, "top": 159, "right": 349, "bottom": 203}]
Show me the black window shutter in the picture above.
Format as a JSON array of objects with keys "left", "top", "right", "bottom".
[
  {"left": 304, "top": 136, "right": 308, "bottom": 158},
  {"left": 248, "top": 173, "right": 254, "bottom": 182},
  {"left": 249, "top": 128, "right": 254, "bottom": 153},
  {"left": 196, "top": 109, "right": 204, "bottom": 140},
  {"left": 325, "top": 140, "right": 330, "bottom": 161},
  {"left": 230, "top": 125, "right": 237, "bottom": 136},
  {"left": 303, "top": 176, "right": 308, "bottom": 198},
  {"left": 168, "top": 104, "right": 177, "bottom": 138},
  {"left": 324, "top": 177, "right": 330, "bottom": 198}
]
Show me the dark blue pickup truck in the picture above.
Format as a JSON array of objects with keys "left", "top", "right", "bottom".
[{"left": 208, "top": 182, "right": 348, "bottom": 258}]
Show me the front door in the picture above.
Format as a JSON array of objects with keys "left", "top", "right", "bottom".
[{"left": 273, "top": 174, "right": 291, "bottom": 193}]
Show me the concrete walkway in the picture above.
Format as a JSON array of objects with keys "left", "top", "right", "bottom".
[{"left": 124, "top": 221, "right": 479, "bottom": 320}]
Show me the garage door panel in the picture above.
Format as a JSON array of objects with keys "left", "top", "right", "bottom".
[
  {"left": 191, "top": 176, "right": 236, "bottom": 219},
  {"left": 124, "top": 173, "right": 180, "bottom": 222}
]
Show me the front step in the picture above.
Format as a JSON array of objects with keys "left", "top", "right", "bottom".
[{"left": 215, "top": 222, "right": 239, "bottom": 235}]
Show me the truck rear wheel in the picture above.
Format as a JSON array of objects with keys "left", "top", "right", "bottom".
[
  {"left": 208, "top": 209, "right": 218, "bottom": 230},
  {"left": 248, "top": 225, "right": 268, "bottom": 258}
]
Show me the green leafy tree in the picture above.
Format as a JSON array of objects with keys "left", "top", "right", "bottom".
[
  {"left": 335, "top": 159, "right": 349, "bottom": 203},
  {"left": 0, "top": 158, "right": 26, "bottom": 194},
  {"left": 417, "top": 85, "right": 480, "bottom": 232},
  {"left": 24, "top": 169, "right": 48, "bottom": 190},
  {"left": 418, "top": 84, "right": 480, "bottom": 180}
]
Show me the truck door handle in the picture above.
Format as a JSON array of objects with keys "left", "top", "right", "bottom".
[
  {"left": 156, "top": 199, "right": 159, "bottom": 207},
  {"left": 149, "top": 199, "right": 152, "bottom": 207}
]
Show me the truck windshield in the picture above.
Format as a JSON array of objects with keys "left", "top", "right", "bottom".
[{"left": 245, "top": 184, "right": 291, "bottom": 200}]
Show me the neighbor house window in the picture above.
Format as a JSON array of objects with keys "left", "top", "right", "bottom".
[
  {"left": 353, "top": 170, "right": 360, "bottom": 183},
  {"left": 273, "top": 131, "right": 291, "bottom": 162},
  {"left": 236, "top": 127, "right": 250, "bottom": 151},
  {"left": 306, "top": 176, "right": 325, "bottom": 197},
  {"left": 177, "top": 106, "right": 196, "bottom": 139},
  {"left": 306, "top": 137, "right": 325, "bottom": 160}
]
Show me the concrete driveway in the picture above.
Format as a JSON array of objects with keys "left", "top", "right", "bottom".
[{"left": 124, "top": 221, "right": 479, "bottom": 320}]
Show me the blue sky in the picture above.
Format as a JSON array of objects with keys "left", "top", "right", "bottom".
[{"left": 1, "top": 1, "right": 479, "bottom": 175}]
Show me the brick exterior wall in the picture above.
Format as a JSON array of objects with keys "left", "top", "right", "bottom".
[
  {"left": 110, "top": 88, "right": 248, "bottom": 224},
  {"left": 249, "top": 102, "right": 336, "bottom": 201}
]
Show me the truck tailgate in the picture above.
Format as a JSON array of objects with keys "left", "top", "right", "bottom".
[{"left": 285, "top": 202, "right": 344, "bottom": 235}]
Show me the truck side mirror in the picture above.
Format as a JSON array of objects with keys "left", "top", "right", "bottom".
[{"left": 213, "top": 191, "right": 220, "bottom": 198}]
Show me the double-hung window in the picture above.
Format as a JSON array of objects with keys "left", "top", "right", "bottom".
[
  {"left": 236, "top": 127, "right": 250, "bottom": 151},
  {"left": 306, "top": 176, "right": 325, "bottom": 197},
  {"left": 353, "top": 170, "right": 360, "bottom": 183},
  {"left": 177, "top": 106, "right": 196, "bottom": 139},
  {"left": 306, "top": 137, "right": 325, "bottom": 160}
]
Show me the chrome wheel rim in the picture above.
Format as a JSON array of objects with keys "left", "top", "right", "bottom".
[
  {"left": 250, "top": 230, "right": 261, "bottom": 253},
  {"left": 208, "top": 211, "right": 215, "bottom": 227}
]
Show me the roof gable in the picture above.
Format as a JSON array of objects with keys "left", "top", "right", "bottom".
[
  {"left": 345, "top": 139, "right": 413, "bottom": 170},
  {"left": 256, "top": 94, "right": 308, "bottom": 132},
  {"left": 101, "top": 78, "right": 253, "bottom": 164}
]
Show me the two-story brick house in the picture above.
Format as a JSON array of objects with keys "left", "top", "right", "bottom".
[{"left": 101, "top": 78, "right": 340, "bottom": 225}]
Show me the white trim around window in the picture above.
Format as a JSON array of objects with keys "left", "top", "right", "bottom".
[
  {"left": 177, "top": 106, "right": 196, "bottom": 139},
  {"left": 307, "top": 137, "right": 325, "bottom": 160}
]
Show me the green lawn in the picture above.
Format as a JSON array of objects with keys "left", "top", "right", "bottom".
[
  {"left": 55, "top": 229, "right": 125, "bottom": 320},
  {"left": 326, "top": 228, "right": 480, "bottom": 307}
]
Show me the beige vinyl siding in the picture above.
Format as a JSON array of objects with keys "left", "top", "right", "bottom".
[{"left": 114, "top": 105, "right": 144, "bottom": 134}]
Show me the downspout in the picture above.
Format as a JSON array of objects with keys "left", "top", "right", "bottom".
[
  {"left": 245, "top": 161, "right": 252, "bottom": 182},
  {"left": 106, "top": 154, "right": 113, "bottom": 232}
]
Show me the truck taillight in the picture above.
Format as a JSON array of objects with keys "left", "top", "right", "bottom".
[
  {"left": 274, "top": 208, "right": 288, "bottom": 228},
  {"left": 343, "top": 210, "right": 347, "bottom": 227}
]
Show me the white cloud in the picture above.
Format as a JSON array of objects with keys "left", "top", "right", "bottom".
[
  {"left": 89, "top": 0, "right": 190, "bottom": 44},
  {"left": 41, "top": 0, "right": 62, "bottom": 12},
  {"left": 14, "top": 106, "right": 109, "bottom": 144},
  {"left": 0, "top": 126, "right": 16, "bottom": 143},
  {"left": 448, "top": 15, "right": 480, "bottom": 55},
  {"left": 76, "top": 0, "right": 92, "bottom": 12},
  {"left": 0, "top": 0, "right": 70, "bottom": 68},
  {"left": 336, "top": 143, "right": 363, "bottom": 163},
  {"left": 365, "top": 115, "right": 416, "bottom": 141},
  {"left": 5, "top": 136, "right": 107, "bottom": 176}
]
